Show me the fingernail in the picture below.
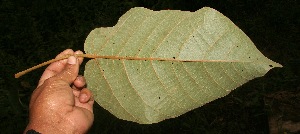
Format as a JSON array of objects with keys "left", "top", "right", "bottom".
[
  {"left": 74, "top": 50, "right": 83, "bottom": 55},
  {"left": 76, "top": 75, "right": 84, "bottom": 82},
  {"left": 68, "top": 56, "right": 77, "bottom": 65},
  {"left": 80, "top": 93, "right": 87, "bottom": 102}
]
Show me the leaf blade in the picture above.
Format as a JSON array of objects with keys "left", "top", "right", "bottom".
[{"left": 84, "top": 7, "right": 282, "bottom": 124}]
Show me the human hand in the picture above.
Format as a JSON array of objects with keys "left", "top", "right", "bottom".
[{"left": 24, "top": 49, "right": 94, "bottom": 134}]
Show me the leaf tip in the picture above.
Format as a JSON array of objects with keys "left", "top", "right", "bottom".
[{"left": 271, "top": 62, "right": 283, "bottom": 68}]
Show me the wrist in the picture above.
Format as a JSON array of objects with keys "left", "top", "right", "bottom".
[
  {"left": 24, "top": 119, "right": 75, "bottom": 134},
  {"left": 25, "top": 129, "right": 41, "bottom": 134}
]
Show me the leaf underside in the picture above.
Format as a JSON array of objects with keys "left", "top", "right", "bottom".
[{"left": 84, "top": 7, "right": 282, "bottom": 124}]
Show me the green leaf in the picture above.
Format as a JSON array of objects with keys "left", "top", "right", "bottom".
[{"left": 84, "top": 7, "right": 282, "bottom": 124}]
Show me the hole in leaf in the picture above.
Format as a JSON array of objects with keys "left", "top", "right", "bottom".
[
  {"left": 102, "top": 70, "right": 104, "bottom": 72},
  {"left": 242, "top": 70, "right": 243, "bottom": 72},
  {"left": 237, "top": 46, "right": 239, "bottom": 47},
  {"left": 249, "top": 57, "right": 251, "bottom": 58},
  {"left": 158, "top": 97, "right": 160, "bottom": 99},
  {"left": 173, "top": 57, "right": 175, "bottom": 59},
  {"left": 172, "top": 62, "right": 174, "bottom": 64},
  {"left": 269, "top": 65, "right": 273, "bottom": 67}
]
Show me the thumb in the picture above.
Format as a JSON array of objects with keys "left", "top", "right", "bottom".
[{"left": 55, "top": 56, "right": 79, "bottom": 85}]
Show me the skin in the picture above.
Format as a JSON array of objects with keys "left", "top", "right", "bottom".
[{"left": 24, "top": 49, "right": 94, "bottom": 134}]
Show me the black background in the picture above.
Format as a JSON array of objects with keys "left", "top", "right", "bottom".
[{"left": 0, "top": 0, "right": 299, "bottom": 133}]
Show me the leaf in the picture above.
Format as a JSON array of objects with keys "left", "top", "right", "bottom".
[{"left": 84, "top": 7, "right": 282, "bottom": 124}]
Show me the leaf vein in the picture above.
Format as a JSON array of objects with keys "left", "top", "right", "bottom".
[
  {"left": 96, "top": 59, "right": 139, "bottom": 122},
  {"left": 151, "top": 12, "right": 191, "bottom": 58}
]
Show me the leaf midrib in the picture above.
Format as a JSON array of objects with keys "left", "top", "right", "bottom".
[{"left": 85, "top": 54, "right": 252, "bottom": 63}]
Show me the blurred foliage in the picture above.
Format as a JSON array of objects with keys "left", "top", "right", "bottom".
[{"left": 0, "top": 0, "right": 299, "bottom": 133}]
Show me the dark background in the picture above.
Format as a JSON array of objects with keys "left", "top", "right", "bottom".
[{"left": 0, "top": 0, "right": 299, "bottom": 133}]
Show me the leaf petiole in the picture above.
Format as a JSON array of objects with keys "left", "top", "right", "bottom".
[{"left": 14, "top": 54, "right": 97, "bottom": 78}]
